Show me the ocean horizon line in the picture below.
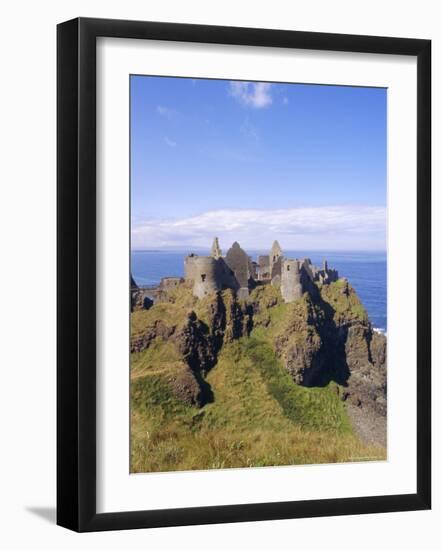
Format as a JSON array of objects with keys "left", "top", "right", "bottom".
[{"left": 131, "top": 248, "right": 387, "bottom": 254}]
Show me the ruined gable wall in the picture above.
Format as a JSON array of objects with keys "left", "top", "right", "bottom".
[
  {"left": 225, "top": 243, "right": 250, "bottom": 289},
  {"left": 217, "top": 258, "right": 240, "bottom": 291},
  {"left": 300, "top": 258, "right": 315, "bottom": 281},
  {"left": 270, "top": 240, "right": 283, "bottom": 263},
  {"left": 271, "top": 256, "right": 283, "bottom": 279}
]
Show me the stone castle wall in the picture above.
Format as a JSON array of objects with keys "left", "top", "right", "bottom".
[
  {"left": 159, "top": 277, "right": 183, "bottom": 291},
  {"left": 225, "top": 242, "right": 250, "bottom": 292},
  {"left": 185, "top": 256, "right": 221, "bottom": 299},
  {"left": 181, "top": 239, "right": 339, "bottom": 302},
  {"left": 280, "top": 259, "right": 304, "bottom": 302}
]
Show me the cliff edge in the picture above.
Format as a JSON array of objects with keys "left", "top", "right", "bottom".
[{"left": 130, "top": 279, "right": 386, "bottom": 471}]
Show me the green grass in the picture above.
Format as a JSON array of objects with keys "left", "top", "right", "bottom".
[
  {"left": 320, "top": 280, "right": 369, "bottom": 324},
  {"left": 131, "top": 286, "right": 196, "bottom": 339},
  {"left": 130, "top": 328, "right": 384, "bottom": 473},
  {"left": 201, "top": 340, "right": 296, "bottom": 433},
  {"left": 242, "top": 337, "right": 352, "bottom": 433},
  {"left": 131, "top": 340, "right": 184, "bottom": 378}
]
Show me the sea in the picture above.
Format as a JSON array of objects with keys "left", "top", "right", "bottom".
[{"left": 131, "top": 250, "right": 387, "bottom": 334}]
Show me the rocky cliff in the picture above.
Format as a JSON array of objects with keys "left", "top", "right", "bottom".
[
  {"left": 131, "top": 286, "right": 251, "bottom": 406},
  {"left": 130, "top": 279, "right": 386, "bottom": 443},
  {"left": 254, "top": 280, "right": 387, "bottom": 418}
]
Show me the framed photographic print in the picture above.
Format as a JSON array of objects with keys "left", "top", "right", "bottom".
[{"left": 57, "top": 17, "right": 431, "bottom": 532}]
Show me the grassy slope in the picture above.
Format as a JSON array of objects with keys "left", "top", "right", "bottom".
[
  {"left": 131, "top": 287, "right": 195, "bottom": 341},
  {"left": 131, "top": 289, "right": 385, "bottom": 472},
  {"left": 320, "top": 279, "right": 369, "bottom": 323}
]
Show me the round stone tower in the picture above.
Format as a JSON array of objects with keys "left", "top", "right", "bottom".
[
  {"left": 190, "top": 256, "right": 221, "bottom": 299},
  {"left": 184, "top": 254, "right": 198, "bottom": 282},
  {"left": 281, "top": 259, "right": 303, "bottom": 303}
]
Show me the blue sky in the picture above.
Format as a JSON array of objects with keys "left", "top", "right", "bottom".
[{"left": 131, "top": 76, "right": 386, "bottom": 251}]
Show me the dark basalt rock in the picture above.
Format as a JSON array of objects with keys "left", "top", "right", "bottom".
[
  {"left": 273, "top": 296, "right": 325, "bottom": 386},
  {"left": 131, "top": 282, "right": 386, "bottom": 419},
  {"left": 176, "top": 311, "right": 217, "bottom": 375},
  {"left": 268, "top": 282, "right": 386, "bottom": 418},
  {"left": 370, "top": 330, "right": 387, "bottom": 369},
  {"left": 167, "top": 366, "right": 205, "bottom": 407},
  {"left": 130, "top": 320, "right": 176, "bottom": 353},
  {"left": 131, "top": 291, "right": 142, "bottom": 311}
]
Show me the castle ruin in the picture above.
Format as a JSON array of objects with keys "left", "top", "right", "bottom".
[
  {"left": 132, "top": 238, "right": 339, "bottom": 309},
  {"left": 183, "top": 238, "right": 338, "bottom": 302}
]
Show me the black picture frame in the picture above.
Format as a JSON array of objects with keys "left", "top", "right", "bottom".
[{"left": 57, "top": 17, "right": 431, "bottom": 532}]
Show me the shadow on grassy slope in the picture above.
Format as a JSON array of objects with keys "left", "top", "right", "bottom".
[
  {"left": 242, "top": 336, "right": 352, "bottom": 433},
  {"left": 130, "top": 331, "right": 384, "bottom": 472}
]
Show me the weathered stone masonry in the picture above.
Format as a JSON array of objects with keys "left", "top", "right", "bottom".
[
  {"left": 184, "top": 238, "right": 339, "bottom": 303},
  {"left": 132, "top": 238, "right": 339, "bottom": 308}
]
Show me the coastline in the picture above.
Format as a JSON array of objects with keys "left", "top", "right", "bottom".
[{"left": 131, "top": 249, "right": 387, "bottom": 334}]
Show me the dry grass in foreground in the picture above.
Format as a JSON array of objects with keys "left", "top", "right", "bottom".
[{"left": 130, "top": 335, "right": 386, "bottom": 473}]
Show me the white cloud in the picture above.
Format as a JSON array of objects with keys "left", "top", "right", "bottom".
[
  {"left": 164, "top": 136, "right": 176, "bottom": 147},
  {"left": 228, "top": 81, "right": 273, "bottom": 109},
  {"left": 131, "top": 205, "right": 386, "bottom": 251},
  {"left": 156, "top": 105, "right": 177, "bottom": 119}
]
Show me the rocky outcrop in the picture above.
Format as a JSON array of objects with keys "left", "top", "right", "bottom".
[
  {"left": 175, "top": 312, "right": 217, "bottom": 374},
  {"left": 273, "top": 297, "right": 325, "bottom": 385},
  {"left": 131, "top": 289, "right": 251, "bottom": 406},
  {"left": 166, "top": 365, "right": 205, "bottom": 406},
  {"left": 130, "top": 320, "right": 176, "bottom": 353},
  {"left": 131, "top": 282, "right": 386, "bottom": 425},
  {"left": 343, "top": 327, "right": 387, "bottom": 416},
  {"left": 370, "top": 330, "right": 387, "bottom": 369},
  {"left": 265, "top": 280, "right": 386, "bottom": 420}
]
